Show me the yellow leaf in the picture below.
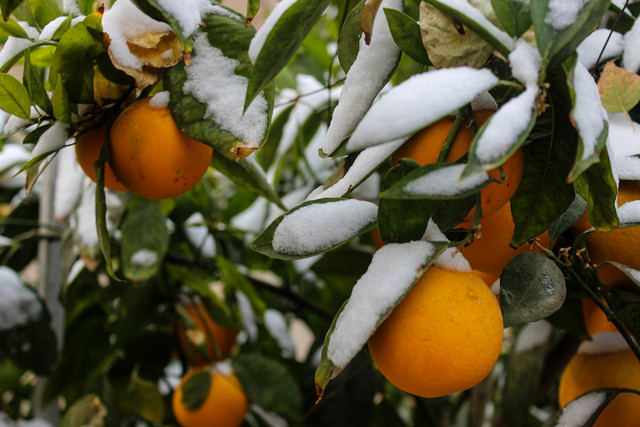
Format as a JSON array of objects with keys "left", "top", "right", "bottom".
[
  {"left": 598, "top": 61, "right": 640, "bottom": 113},
  {"left": 360, "top": 0, "right": 383, "bottom": 45}
]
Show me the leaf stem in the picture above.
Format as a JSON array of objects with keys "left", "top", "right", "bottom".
[{"left": 592, "top": 0, "right": 630, "bottom": 75}]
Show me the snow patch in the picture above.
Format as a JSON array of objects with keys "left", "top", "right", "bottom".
[
  {"left": 509, "top": 39, "right": 541, "bottom": 87},
  {"left": 545, "top": 0, "right": 588, "bottom": 32},
  {"left": 514, "top": 320, "right": 552, "bottom": 353},
  {"left": 572, "top": 62, "right": 607, "bottom": 162},
  {"left": 556, "top": 391, "right": 608, "bottom": 427},
  {"left": 131, "top": 249, "right": 158, "bottom": 268},
  {"left": 248, "top": 0, "right": 299, "bottom": 62},
  {"left": 423, "top": 220, "right": 471, "bottom": 272},
  {"left": 577, "top": 29, "right": 624, "bottom": 70},
  {"left": 623, "top": 14, "right": 640, "bottom": 73},
  {"left": 149, "top": 91, "right": 170, "bottom": 109},
  {"left": 404, "top": 164, "right": 489, "bottom": 197},
  {"left": 0, "top": 266, "right": 42, "bottom": 330},
  {"left": 578, "top": 332, "right": 630, "bottom": 355}
]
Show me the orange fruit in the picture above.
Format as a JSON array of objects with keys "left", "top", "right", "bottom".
[
  {"left": 460, "top": 201, "right": 550, "bottom": 277},
  {"left": 582, "top": 298, "right": 619, "bottom": 337},
  {"left": 368, "top": 266, "right": 503, "bottom": 398},
  {"left": 173, "top": 366, "right": 248, "bottom": 427},
  {"left": 109, "top": 98, "right": 213, "bottom": 199},
  {"left": 472, "top": 269, "right": 499, "bottom": 288},
  {"left": 176, "top": 302, "right": 237, "bottom": 367},
  {"left": 574, "top": 180, "right": 640, "bottom": 289},
  {"left": 392, "top": 110, "right": 523, "bottom": 222},
  {"left": 75, "top": 122, "right": 128, "bottom": 191},
  {"left": 558, "top": 332, "right": 640, "bottom": 427}
]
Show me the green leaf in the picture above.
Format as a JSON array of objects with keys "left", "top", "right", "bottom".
[
  {"left": 548, "top": 193, "right": 587, "bottom": 241},
  {"left": 574, "top": 144, "right": 619, "bottom": 231},
  {"left": 0, "top": 17, "right": 29, "bottom": 38},
  {"left": 338, "top": 0, "right": 364, "bottom": 73},
  {"left": 210, "top": 152, "right": 284, "bottom": 210},
  {"left": 233, "top": 353, "right": 302, "bottom": 419},
  {"left": 0, "top": 73, "right": 31, "bottom": 119},
  {"left": 181, "top": 370, "right": 211, "bottom": 411},
  {"left": 0, "top": 0, "right": 26, "bottom": 21},
  {"left": 23, "top": 47, "right": 53, "bottom": 114},
  {"left": 52, "top": 73, "right": 71, "bottom": 123},
  {"left": 165, "top": 11, "right": 274, "bottom": 161},
  {"left": 598, "top": 61, "right": 640, "bottom": 113},
  {"left": 27, "top": 0, "right": 62, "bottom": 29},
  {"left": 244, "top": 0, "right": 331, "bottom": 111},
  {"left": 246, "top": 0, "right": 260, "bottom": 25},
  {"left": 490, "top": 0, "right": 531, "bottom": 38},
  {"left": 123, "top": 370, "right": 165, "bottom": 424},
  {"left": 59, "top": 394, "right": 107, "bottom": 427},
  {"left": 95, "top": 141, "right": 119, "bottom": 280},
  {"left": 500, "top": 252, "right": 566, "bottom": 328},
  {"left": 120, "top": 198, "right": 169, "bottom": 282},
  {"left": 216, "top": 256, "right": 266, "bottom": 316},
  {"left": 384, "top": 8, "right": 429, "bottom": 64},
  {"left": 250, "top": 198, "right": 378, "bottom": 260},
  {"left": 255, "top": 104, "right": 293, "bottom": 171},
  {"left": 544, "top": 389, "right": 640, "bottom": 427}
]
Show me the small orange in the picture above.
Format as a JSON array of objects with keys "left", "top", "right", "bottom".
[
  {"left": 109, "top": 98, "right": 213, "bottom": 199},
  {"left": 574, "top": 180, "right": 640, "bottom": 289},
  {"left": 392, "top": 110, "right": 523, "bottom": 222},
  {"left": 558, "top": 332, "right": 640, "bottom": 427},
  {"left": 176, "top": 302, "right": 237, "bottom": 367},
  {"left": 75, "top": 122, "right": 128, "bottom": 191},
  {"left": 368, "top": 265, "right": 503, "bottom": 398},
  {"left": 459, "top": 202, "right": 550, "bottom": 277},
  {"left": 173, "top": 366, "right": 248, "bottom": 427}
]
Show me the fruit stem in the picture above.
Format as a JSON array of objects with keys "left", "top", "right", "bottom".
[{"left": 438, "top": 113, "right": 464, "bottom": 162}]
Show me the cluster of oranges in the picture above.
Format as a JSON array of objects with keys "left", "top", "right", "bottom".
[
  {"left": 75, "top": 97, "right": 213, "bottom": 200},
  {"left": 171, "top": 301, "right": 248, "bottom": 427}
]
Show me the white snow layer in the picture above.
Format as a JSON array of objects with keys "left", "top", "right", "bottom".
[
  {"left": 572, "top": 62, "right": 607, "bottom": 162},
  {"left": 346, "top": 68, "right": 499, "bottom": 151},
  {"left": 514, "top": 320, "right": 552, "bottom": 353},
  {"left": 509, "top": 39, "right": 541, "bottom": 87},
  {"left": 30, "top": 122, "right": 70, "bottom": 160},
  {"left": 149, "top": 91, "right": 170, "bottom": 109},
  {"left": 184, "top": 33, "right": 268, "bottom": 146},
  {"left": 578, "top": 332, "right": 630, "bottom": 355},
  {"left": 618, "top": 200, "right": 640, "bottom": 225},
  {"left": 320, "top": 0, "right": 402, "bottom": 155},
  {"left": 264, "top": 309, "right": 295, "bottom": 358},
  {"left": 556, "top": 391, "right": 608, "bottom": 427},
  {"left": 608, "top": 113, "right": 640, "bottom": 180},
  {"left": 327, "top": 241, "right": 435, "bottom": 368},
  {"left": 0, "top": 22, "right": 39, "bottom": 69},
  {"left": 272, "top": 199, "right": 378, "bottom": 256},
  {"left": 577, "top": 29, "right": 624, "bottom": 70},
  {"left": 403, "top": 164, "right": 490, "bottom": 197},
  {"left": 623, "top": 14, "right": 640, "bottom": 73},
  {"left": 54, "top": 146, "right": 84, "bottom": 221},
  {"left": 475, "top": 86, "right": 537, "bottom": 164},
  {"left": 248, "top": 0, "right": 298, "bottom": 62},
  {"left": 130, "top": 249, "right": 159, "bottom": 268},
  {"left": 156, "top": 0, "right": 202, "bottom": 37},
  {"left": 0, "top": 266, "right": 42, "bottom": 330},
  {"left": 545, "top": 0, "right": 588, "bottom": 32},
  {"left": 423, "top": 220, "right": 471, "bottom": 272},
  {"left": 185, "top": 212, "right": 216, "bottom": 257}
]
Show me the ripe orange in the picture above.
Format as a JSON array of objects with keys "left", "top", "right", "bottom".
[
  {"left": 368, "top": 266, "right": 503, "bottom": 398},
  {"left": 392, "top": 110, "right": 524, "bottom": 222},
  {"left": 582, "top": 298, "right": 618, "bottom": 337},
  {"left": 558, "top": 332, "right": 640, "bottom": 427},
  {"left": 176, "top": 302, "right": 237, "bottom": 367},
  {"left": 574, "top": 180, "right": 640, "bottom": 289},
  {"left": 173, "top": 366, "right": 248, "bottom": 427},
  {"left": 75, "top": 122, "right": 128, "bottom": 191},
  {"left": 109, "top": 98, "right": 213, "bottom": 199}
]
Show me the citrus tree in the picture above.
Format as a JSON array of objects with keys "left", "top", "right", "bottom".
[{"left": 0, "top": 0, "right": 639, "bottom": 426}]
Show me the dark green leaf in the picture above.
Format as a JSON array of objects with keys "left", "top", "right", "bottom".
[
  {"left": 490, "top": 0, "right": 531, "bottom": 38},
  {"left": 0, "top": 73, "right": 31, "bottom": 119},
  {"left": 181, "top": 370, "right": 211, "bottom": 411},
  {"left": 27, "top": 0, "right": 62, "bottom": 29},
  {"left": 431, "top": 196, "right": 475, "bottom": 232},
  {"left": 255, "top": 104, "right": 293, "bottom": 171},
  {"left": 95, "top": 141, "right": 118, "bottom": 280},
  {"left": 245, "top": 0, "right": 331, "bottom": 110},
  {"left": 0, "top": 17, "right": 29, "bottom": 38},
  {"left": 233, "top": 353, "right": 302, "bottom": 419},
  {"left": 216, "top": 256, "right": 266, "bottom": 316},
  {"left": 0, "top": 0, "right": 26, "bottom": 21},
  {"left": 122, "top": 369, "right": 165, "bottom": 424},
  {"left": 52, "top": 73, "right": 71, "bottom": 123},
  {"left": 338, "top": 0, "right": 364, "bottom": 73},
  {"left": 500, "top": 252, "right": 567, "bottom": 327},
  {"left": 548, "top": 193, "right": 587, "bottom": 241},
  {"left": 23, "top": 47, "right": 53, "bottom": 114},
  {"left": 384, "top": 8, "right": 429, "bottom": 64},
  {"left": 120, "top": 199, "right": 169, "bottom": 282}
]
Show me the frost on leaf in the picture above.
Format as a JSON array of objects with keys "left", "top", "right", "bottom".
[{"left": 598, "top": 61, "right": 640, "bottom": 114}]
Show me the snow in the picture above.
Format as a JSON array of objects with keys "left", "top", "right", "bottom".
[
  {"left": 514, "top": 320, "right": 552, "bottom": 353},
  {"left": 346, "top": 68, "right": 499, "bottom": 151},
  {"left": 185, "top": 212, "right": 216, "bottom": 257},
  {"left": 403, "top": 164, "right": 490, "bottom": 197},
  {"left": 509, "top": 39, "right": 541, "bottom": 87},
  {"left": 608, "top": 114, "right": 640, "bottom": 180},
  {"left": 572, "top": 62, "right": 607, "bottom": 162},
  {"left": 156, "top": 0, "right": 201, "bottom": 37},
  {"left": 130, "top": 249, "right": 158, "bottom": 268},
  {"left": 0, "top": 266, "right": 42, "bottom": 330},
  {"left": 0, "top": 144, "right": 29, "bottom": 172},
  {"left": 102, "top": 0, "right": 174, "bottom": 70},
  {"left": 272, "top": 199, "right": 377, "bottom": 256},
  {"left": 264, "top": 309, "right": 295, "bottom": 358},
  {"left": 310, "top": 139, "right": 406, "bottom": 200},
  {"left": 183, "top": 33, "right": 268, "bottom": 147},
  {"left": 236, "top": 290, "right": 258, "bottom": 342},
  {"left": 577, "top": 29, "right": 624, "bottom": 70},
  {"left": 556, "top": 391, "right": 607, "bottom": 427},
  {"left": 39, "top": 16, "right": 70, "bottom": 40},
  {"left": 326, "top": 241, "right": 435, "bottom": 368},
  {"left": 623, "top": 15, "right": 640, "bottom": 73},
  {"left": 31, "top": 122, "right": 70, "bottom": 160},
  {"left": 62, "top": 0, "right": 81, "bottom": 15},
  {"left": 248, "top": 0, "right": 298, "bottom": 63},
  {"left": 475, "top": 86, "right": 537, "bottom": 164},
  {"left": 54, "top": 145, "right": 84, "bottom": 221},
  {"left": 0, "top": 22, "right": 39, "bottom": 68},
  {"left": 320, "top": 0, "right": 402, "bottom": 155},
  {"left": 435, "top": 0, "right": 515, "bottom": 51},
  {"left": 545, "top": 0, "right": 588, "bottom": 32},
  {"left": 618, "top": 200, "right": 640, "bottom": 224},
  {"left": 578, "top": 332, "right": 630, "bottom": 355},
  {"left": 149, "top": 91, "right": 170, "bottom": 109},
  {"left": 423, "top": 220, "right": 471, "bottom": 272}
]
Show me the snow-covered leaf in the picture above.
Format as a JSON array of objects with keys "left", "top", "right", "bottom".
[
  {"left": 385, "top": 8, "right": 429, "bottom": 64},
  {"left": 320, "top": 0, "right": 402, "bottom": 156},
  {"left": 343, "top": 67, "right": 498, "bottom": 153},
  {"left": 490, "top": 0, "right": 531, "bottom": 38},
  {"left": 618, "top": 200, "right": 640, "bottom": 227},
  {"left": 245, "top": 0, "right": 331, "bottom": 111},
  {"left": 251, "top": 198, "right": 378, "bottom": 260},
  {"left": 623, "top": 11, "right": 640, "bottom": 74},
  {"left": 131, "top": 0, "right": 188, "bottom": 47},
  {"left": 577, "top": 29, "right": 624, "bottom": 70},
  {"left": 382, "top": 163, "right": 491, "bottom": 200},
  {"left": 500, "top": 252, "right": 566, "bottom": 328},
  {"left": 166, "top": 10, "right": 273, "bottom": 161},
  {"left": 0, "top": 73, "right": 31, "bottom": 119},
  {"left": 598, "top": 61, "right": 640, "bottom": 114},
  {"left": 314, "top": 241, "right": 446, "bottom": 399},
  {"left": 544, "top": 389, "right": 640, "bottom": 427},
  {"left": 608, "top": 113, "right": 640, "bottom": 180}
]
